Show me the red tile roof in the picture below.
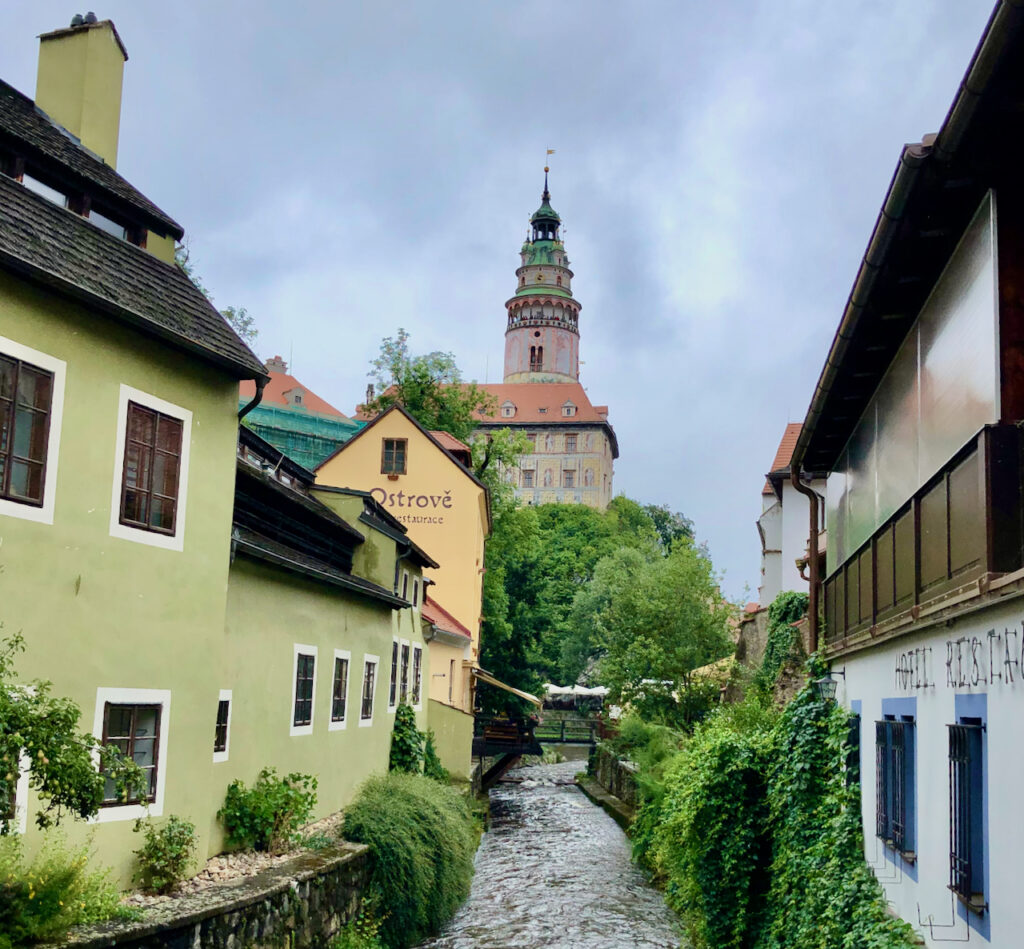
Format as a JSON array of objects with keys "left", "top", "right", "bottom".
[
  {"left": 476, "top": 382, "right": 610, "bottom": 425},
  {"left": 429, "top": 431, "right": 470, "bottom": 453},
  {"left": 763, "top": 423, "right": 802, "bottom": 495},
  {"left": 240, "top": 370, "right": 348, "bottom": 418},
  {"left": 422, "top": 595, "right": 471, "bottom": 639}
]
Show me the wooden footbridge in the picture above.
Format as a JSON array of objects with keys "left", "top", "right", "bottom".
[{"left": 473, "top": 715, "right": 599, "bottom": 790}]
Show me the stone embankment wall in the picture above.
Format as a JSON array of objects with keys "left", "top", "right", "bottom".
[
  {"left": 589, "top": 745, "right": 639, "bottom": 807},
  {"left": 56, "top": 843, "right": 370, "bottom": 949}
]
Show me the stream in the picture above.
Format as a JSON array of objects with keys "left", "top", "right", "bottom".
[{"left": 416, "top": 758, "right": 684, "bottom": 949}]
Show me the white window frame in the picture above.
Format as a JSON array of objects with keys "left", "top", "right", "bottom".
[
  {"left": 388, "top": 637, "right": 400, "bottom": 712},
  {"left": 108, "top": 384, "right": 192, "bottom": 551},
  {"left": 329, "top": 649, "right": 351, "bottom": 732},
  {"left": 412, "top": 644, "right": 424, "bottom": 711},
  {"left": 91, "top": 687, "right": 171, "bottom": 823},
  {"left": 290, "top": 643, "right": 318, "bottom": 737},
  {"left": 360, "top": 654, "right": 379, "bottom": 727},
  {"left": 0, "top": 334, "right": 66, "bottom": 525},
  {"left": 213, "top": 689, "right": 232, "bottom": 763}
]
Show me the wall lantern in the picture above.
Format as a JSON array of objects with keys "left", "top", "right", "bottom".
[{"left": 813, "top": 667, "right": 846, "bottom": 702}]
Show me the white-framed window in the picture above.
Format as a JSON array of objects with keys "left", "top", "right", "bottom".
[
  {"left": 0, "top": 334, "right": 66, "bottom": 525},
  {"left": 412, "top": 645, "right": 423, "bottom": 709},
  {"left": 290, "top": 644, "right": 317, "bottom": 737},
  {"left": 92, "top": 687, "right": 171, "bottom": 823},
  {"left": 213, "top": 689, "right": 232, "bottom": 763},
  {"left": 399, "top": 639, "right": 411, "bottom": 704},
  {"left": 388, "top": 638, "right": 399, "bottom": 711},
  {"left": 360, "top": 655, "right": 379, "bottom": 727},
  {"left": 329, "top": 649, "right": 351, "bottom": 731},
  {"left": 109, "top": 385, "right": 192, "bottom": 551}
]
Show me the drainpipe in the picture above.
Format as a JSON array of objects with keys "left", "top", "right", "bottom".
[
  {"left": 790, "top": 466, "right": 819, "bottom": 653},
  {"left": 238, "top": 377, "right": 267, "bottom": 420}
]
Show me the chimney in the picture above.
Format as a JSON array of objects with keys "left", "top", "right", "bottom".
[
  {"left": 265, "top": 355, "right": 288, "bottom": 373},
  {"left": 35, "top": 16, "right": 128, "bottom": 168},
  {"left": 366, "top": 383, "right": 375, "bottom": 403}
]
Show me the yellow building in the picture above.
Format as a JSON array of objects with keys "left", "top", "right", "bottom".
[{"left": 315, "top": 405, "right": 491, "bottom": 775}]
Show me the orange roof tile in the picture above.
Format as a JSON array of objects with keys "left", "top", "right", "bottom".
[
  {"left": 241, "top": 369, "right": 348, "bottom": 418},
  {"left": 429, "top": 431, "right": 470, "bottom": 453},
  {"left": 422, "top": 595, "right": 471, "bottom": 639},
  {"left": 763, "top": 423, "right": 802, "bottom": 495},
  {"left": 476, "top": 382, "right": 610, "bottom": 425}
]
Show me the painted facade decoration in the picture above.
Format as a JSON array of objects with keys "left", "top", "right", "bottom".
[
  {"left": 794, "top": 10, "right": 1024, "bottom": 943},
  {"left": 477, "top": 172, "right": 618, "bottom": 508},
  {"left": 0, "top": 18, "right": 435, "bottom": 885}
]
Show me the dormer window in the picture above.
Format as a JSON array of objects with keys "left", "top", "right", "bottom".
[
  {"left": 22, "top": 174, "right": 67, "bottom": 208},
  {"left": 562, "top": 402, "right": 576, "bottom": 417},
  {"left": 501, "top": 400, "right": 516, "bottom": 418},
  {"left": 284, "top": 388, "right": 304, "bottom": 407}
]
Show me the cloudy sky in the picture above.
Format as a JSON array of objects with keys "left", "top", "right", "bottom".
[{"left": 2, "top": 1, "right": 996, "bottom": 598}]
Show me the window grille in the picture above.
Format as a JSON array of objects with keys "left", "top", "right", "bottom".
[
  {"left": 890, "top": 721, "right": 907, "bottom": 851},
  {"left": 875, "top": 718, "right": 914, "bottom": 853},
  {"left": 949, "top": 721, "right": 985, "bottom": 907},
  {"left": 875, "top": 720, "right": 888, "bottom": 838}
]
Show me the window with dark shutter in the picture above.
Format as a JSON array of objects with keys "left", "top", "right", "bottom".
[
  {"left": 293, "top": 653, "right": 315, "bottom": 727},
  {"left": 361, "top": 661, "right": 377, "bottom": 720},
  {"left": 214, "top": 699, "right": 230, "bottom": 753},
  {"left": 332, "top": 657, "right": 349, "bottom": 722},
  {"left": 0, "top": 354, "right": 53, "bottom": 506},
  {"left": 389, "top": 641, "right": 399, "bottom": 707},
  {"left": 120, "top": 402, "right": 182, "bottom": 534}
]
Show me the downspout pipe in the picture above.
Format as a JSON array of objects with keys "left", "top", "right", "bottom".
[
  {"left": 790, "top": 466, "right": 819, "bottom": 654},
  {"left": 238, "top": 377, "right": 267, "bottom": 420}
]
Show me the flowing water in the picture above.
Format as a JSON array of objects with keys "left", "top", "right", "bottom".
[{"left": 417, "top": 759, "right": 685, "bottom": 949}]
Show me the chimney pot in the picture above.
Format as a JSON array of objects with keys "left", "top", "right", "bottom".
[
  {"left": 71, "top": 14, "right": 85, "bottom": 26},
  {"left": 84, "top": 11, "right": 98, "bottom": 23}
]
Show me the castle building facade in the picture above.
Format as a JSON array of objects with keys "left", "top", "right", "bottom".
[{"left": 477, "top": 173, "right": 618, "bottom": 508}]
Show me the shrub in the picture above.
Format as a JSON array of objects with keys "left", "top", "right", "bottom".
[
  {"left": 388, "top": 704, "right": 423, "bottom": 774},
  {"left": 133, "top": 815, "right": 196, "bottom": 893},
  {"left": 342, "top": 772, "right": 477, "bottom": 949},
  {"left": 421, "top": 731, "right": 449, "bottom": 782},
  {"left": 756, "top": 590, "right": 809, "bottom": 691},
  {"left": 642, "top": 660, "right": 918, "bottom": 949},
  {"left": 330, "top": 903, "right": 384, "bottom": 949},
  {"left": 218, "top": 767, "right": 317, "bottom": 853},
  {"left": 0, "top": 834, "right": 131, "bottom": 948}
]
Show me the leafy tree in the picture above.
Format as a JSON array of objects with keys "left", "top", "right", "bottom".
[
  {"left": 643, "top": 503, "right": 694, "bottom": 552},
  {"left": 576, "top": 539, "right": 733, "bottom": 728},
  {"left": 220, "top": 305, "right": 258, "bottom": 348},
  {"left": 174, "top": 243, "right": 258, "bottom": 347},
  {"left": 0, "top": 633, "right": 146, "bottom": 833},
  {"left": 365, "top": 329, "right": 495, "bottom": 444}
]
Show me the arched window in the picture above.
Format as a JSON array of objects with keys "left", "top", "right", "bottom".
[
  {"left": 530, "top": 346, "right": 543, "bottom": 372},
  {"left": 556, "top": 275, "right": 562, "bottom": 287}
]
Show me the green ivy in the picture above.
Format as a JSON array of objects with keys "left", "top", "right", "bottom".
[
  {"left": 757, "top": 591, "right": 809, "bottom": 691},
  {"left": 422, "top": 731, "right": 449, "bottom": 783},
  {"left": 389, "top": 704, "right": 424, "bottom": 774},
  {"left": 639, "top": 657, "right": 919, "bottom": 949}
]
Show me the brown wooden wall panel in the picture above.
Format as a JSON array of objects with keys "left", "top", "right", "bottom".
[
  {"left": 948, "top": 449, "right": 983, "bottom": 576},
  {"left": 859, "top": 547, "right": 873, "bottom": 624},
  {"left": 825, "top": 577, "right": 838, "bottom": 643},
  {"left": 894, "top": 507, "right": 915, "bottom": 607},
  {"left": 876, "top": 526, "right": 895, "bottom": 613},
  {"left": 846, "top": 558, "right": 860, "bottom": 631},
  {"left": 835, "top": 568, "right": 846, "bottom": 640},
  {"left": 920, "top": 480, "right": 949, "bottom": 589}
]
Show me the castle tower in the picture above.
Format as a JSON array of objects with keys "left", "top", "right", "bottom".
[{"left": 503, "top": 170, "right": 581, "bottom": 383}]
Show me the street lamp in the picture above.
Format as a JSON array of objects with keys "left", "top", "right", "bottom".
[{"left": 813, "top": 667, "right": 845, "bottom": 702}]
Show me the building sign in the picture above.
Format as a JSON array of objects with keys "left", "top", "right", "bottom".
[
  {"left": 369, "top": 487, "right": 453, "bottom": 526},
  {"left": 893, "top": 626, "right": 1024, "bottom": 690}
]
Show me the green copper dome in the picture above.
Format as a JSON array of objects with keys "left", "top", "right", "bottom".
[{"left": 531, "top": 198, "right": 560, "bottom": 223}]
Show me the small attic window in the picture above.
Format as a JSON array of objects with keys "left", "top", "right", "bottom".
[
  {"left": 501, "top": 401, "right": 516, "bottom": 418},
  {"left": 22, "top": 174, "right": 68, "bottom": 208},
  {"left": 538, "top": 407, "right": 548, "bottom": 415},
  {"left": 562, "top": 402, "right": 576, "bottom": 417}
]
